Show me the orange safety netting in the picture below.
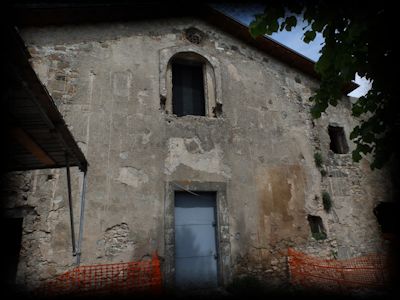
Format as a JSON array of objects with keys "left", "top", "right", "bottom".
[
  {"left": 35, "top": 252, "right": 162, "bottom": 297},
  {"left": 287, "top": 247, "right": 389, "bottom": 292}
]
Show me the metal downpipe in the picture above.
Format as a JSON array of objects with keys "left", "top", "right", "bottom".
[
  {"left": 76, "top": 170, "right": 87, "bottom": 265},
  {"left": 65, "top": 153, "right": 77, "bottom": 256}
]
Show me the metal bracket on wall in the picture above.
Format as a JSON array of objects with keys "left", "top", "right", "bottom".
[{"left": 171, "top": 182, "right": 200, "bottom": 196}]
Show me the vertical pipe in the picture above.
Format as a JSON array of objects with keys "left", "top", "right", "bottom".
[
  {"left": 65, "top": 153, "right": 77, "bottom": 255},
  {"left": 76, "top": 170, "right": 87, "bottom": 265}
]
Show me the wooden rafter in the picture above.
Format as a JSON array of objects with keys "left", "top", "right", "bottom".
[{"left": 10, "top": 127, "right": 55, "bottom": 167}]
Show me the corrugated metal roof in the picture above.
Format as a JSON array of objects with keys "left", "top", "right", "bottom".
[{"left": 3, "top": 27, "right": 88, "bottom": 172}]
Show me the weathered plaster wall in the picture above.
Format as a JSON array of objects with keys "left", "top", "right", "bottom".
[{"left": 4, "top": 17, "right": 390, "bottom": 289}]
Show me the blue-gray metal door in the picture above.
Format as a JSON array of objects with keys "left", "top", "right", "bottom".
[{"left": 174, "top": 192, "right": 218, "bottom": 289}]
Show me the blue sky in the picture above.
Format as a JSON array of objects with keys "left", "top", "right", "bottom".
[{"left": 213, "top": 4, "right": 371, "bottom": 98}]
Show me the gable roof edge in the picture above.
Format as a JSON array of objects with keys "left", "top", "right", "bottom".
[
  {"left": 203, "top": 5, "right": 358, "bottom": 94},
  {"left": 9, "top": 2, "right": 358, "bottom": 94}
]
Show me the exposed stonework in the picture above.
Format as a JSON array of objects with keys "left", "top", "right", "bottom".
[
  {"left": 2, "top": 169, "right": 80, "bottom": 289},
  {"left": 96, "top": 223, "right": 136, "bottom": 260},
  {"left": 2, "top": 17, "right": 391, "bottom": 291}
]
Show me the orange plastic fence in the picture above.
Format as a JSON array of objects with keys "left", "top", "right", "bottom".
[
  {"left": 287, "top": 247, "right": 389, "bottom": 292},
  {"left": 36, "top": 252, "right": 162, "bottom": 297}
]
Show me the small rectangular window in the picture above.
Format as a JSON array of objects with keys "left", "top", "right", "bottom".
[
  {"left": 328, "top": 125, "right": 349, "bottom": 154},
  {"left": 307, "top": 215, "right": 327, "bottom": 240},
  {"left": 172, "top": 62, "right": 205, "bottom": 117}
]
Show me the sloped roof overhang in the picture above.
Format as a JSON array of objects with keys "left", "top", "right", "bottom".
[{"left": 3, "top": 26, "right": 88, "bottom": 172}]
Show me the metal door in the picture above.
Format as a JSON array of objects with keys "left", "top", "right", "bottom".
[{"left": 174, "top": 192, "right": 218, "bottom": 289}]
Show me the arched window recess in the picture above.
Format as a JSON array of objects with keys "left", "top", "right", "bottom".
[{"left": 159, "top": 47, "right": 222, "bottom": 118}]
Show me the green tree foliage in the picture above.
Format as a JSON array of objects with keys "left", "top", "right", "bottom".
[
  {"left": 322, "top": 191, "right": 332, "bottom": 212},
  {"left": 314, "top": 152, "right": 323, "bottom": 168},
  {"left": 250, "top": 1, "right": 397, "bottom": 169}
]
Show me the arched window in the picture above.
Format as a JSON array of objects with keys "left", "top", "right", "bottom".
[
  {"left": 170, "top": 53, "right": 206, "bottom": 117},
  {"left": 160, "top": 49, "right": 221, "bottom": 118}
]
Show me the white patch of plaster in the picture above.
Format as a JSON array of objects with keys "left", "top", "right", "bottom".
[
  {"left": 77, "top": 141, "right": 87, "bottom": 156},
  {"left": 119, "top": 152, "right": 129, "bottom": 160},
  {"left": 31, "top": 59, "right": 50, "bottom": 84},
  {"left": 90, "top": 42, "right": 112, "bottom": 60},
  {"left": 112, "top": 71, "right": 132, "bottom": 97},
  {"left": 289, "top": 128, "right": 322, "bottom": 211},
  {"left": 137, "top": 90, "right": 149, "bottom": 105},
  {"left": 141, "top": 131, "right": 152, "bottom": 144},
  {"left": 166, "top": 34, "right": 177, "bottom": 41},
  {"left": 53, "top": 195, "right": 63, "bottom": 204},
  {"left": 164, "top": 137, "right": 231, "bottom": 177},
  {"left": 287, "top": 177, "right": 296, "bottom": 212},
  {"left": 227, "top": 64, "right": 241, "bottom": 82},
  {"left": 214, "top": 42, "right": 225, "bottom": 51},
  {"left": 117, "top": 167, "right": 148, "bottom": 187},
  {"left": 50, "top": 169, "right": 60, "bottom": 204},
  {"left": 232, "top": 108, "right": 239, "bottom": 126}
]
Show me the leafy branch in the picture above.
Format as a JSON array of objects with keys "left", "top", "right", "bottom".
[{"left": 249, "top": 1, "right": 397, "bottom": 169}]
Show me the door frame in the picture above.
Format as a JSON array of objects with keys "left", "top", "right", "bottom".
[{"left": 164, "top": 181, "right": 231, "bottom": 288}]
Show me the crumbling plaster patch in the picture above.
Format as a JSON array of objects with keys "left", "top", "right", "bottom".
[
  {"left": 96, "top": 223, "right": 135, "bottom": 259},
  {"left": 116, "top": 167, "right": 148, "bottom": 187},
  {"left": 227, "top": 63, "right": 241, "bottom": 82},
  {"left": 112, "top": 70, "right": 132, "bottom": 98},
  {"left": 164, "top": 137, "right": 231, "bottom": 177}
]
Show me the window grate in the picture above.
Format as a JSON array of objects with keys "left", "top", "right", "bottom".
[{"left": 184, "top": 28, "right": 204, "bottom": 45}]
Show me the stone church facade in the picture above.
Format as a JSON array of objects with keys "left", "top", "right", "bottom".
[{"left": 3, "top": 10, "right": 391, "bottom": 290}]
